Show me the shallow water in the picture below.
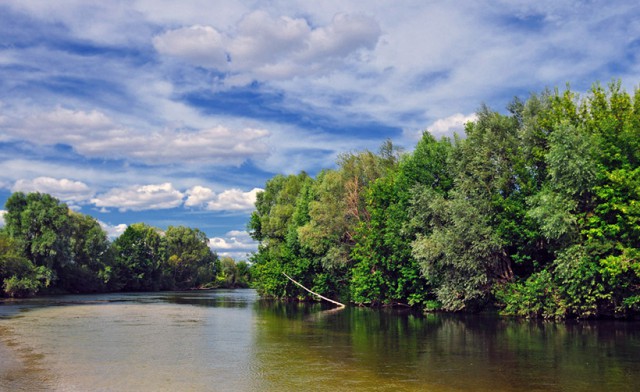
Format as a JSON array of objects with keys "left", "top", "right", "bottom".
[{"left": 1, "top": 290, "right": 639, "bottom": 391}]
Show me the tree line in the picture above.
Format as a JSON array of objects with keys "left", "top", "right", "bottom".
[
  {"left": 0, "top": 192, "right": 250, "bottom": 297},
  {"left": 248, "top": 81, "right": 640, "bottom": 319}
]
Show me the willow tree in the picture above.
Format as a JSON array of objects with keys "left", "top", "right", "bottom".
[
  {"left": 495, "top": 82, "right": 640, "bottom": 318},
  {"left": 412, "top": 107, "right": 534, "bottom": 311},
  {"left": 350, "top": 133, "right": 453, "bottom": 307}
]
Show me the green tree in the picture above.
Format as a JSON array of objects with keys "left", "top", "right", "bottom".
[
  {"left": 249, "top": 173, "right": 318, "bottom": 298},
  {"left": 0, "top": 231, "right": 52, "bottom": 297},
  {"left": 248, "top": 80, "right": 639, "bottom": 317},
  {"left": 298, "top": 149, "right": 396, "bottom": 269},
  {"left": 111, "top": 223, "right": 165, "bottom": 291},
  {"left": 60, "top": 211, "right": 114, "bottom": 293},
  {"left": 164, "top": 225, "right": 217, "bottom": 289},
  {"left": 496, "top": 82, "right": 640, "bottom": 318},
  {"left": 249, "top": 173, "right": 310, "bottom": 242},
  {"left": 350, "top": 133, "right": 453, "bottom": 307},
  {"left": 412, "top": 108, "right": 534, "bottom": 311},
  {"left": 215, "top": 256, "right": 250, "bottom": 288},
  {"left": 4, "top": 192, "right": 72, "bottom": 281}
]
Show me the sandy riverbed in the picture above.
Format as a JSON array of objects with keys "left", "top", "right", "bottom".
[{"left": 0, "top": 326, "right": 53, "bottom": 391}]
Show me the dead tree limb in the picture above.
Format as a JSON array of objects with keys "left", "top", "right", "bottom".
[{"left": 282, "top": 272, "right": 346, "bottom": 308}]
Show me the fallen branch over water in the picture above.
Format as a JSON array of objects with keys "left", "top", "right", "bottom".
[{"left": 282, "top": 272, "right": 346, "bottom": 308}]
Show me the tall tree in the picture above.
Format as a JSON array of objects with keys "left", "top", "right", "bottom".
[
  {"left": 412, "top": 108, "right": 533, "bottom": 311},
  {"left": 164, "top": 225, "right": 217, "bottom": 289},
  {"left": 249, "top": 173, "right": 317, "bottom": 298},
  {"left": 112, "top": 223, "right": 165, "bottom": 291},
  {"left": 4, "top": 192, "right": 72, "bottom": 278},
  {"left": 60, "top": 211, "right": 114, "bottom": 293},
  {"left": 496, "top": 82, "right": 640, "bottom": 318},
  {"left": 350, "top": 134, "right": 453, "bottom": 307}
]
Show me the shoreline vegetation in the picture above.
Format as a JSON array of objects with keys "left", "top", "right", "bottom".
[
  {"left": 0, "top": 193, "right": 250, "bottom": 298},
  {"left": 248, "top": 81, "right": 640, "bottom": 320},
  {"left": 2, "top": 81, "right": 639, "bottom": 320}
]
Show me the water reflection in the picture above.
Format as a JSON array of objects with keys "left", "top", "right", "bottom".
[
  {"left": 1, "top": 290, "right": 639, "bottom": 391},
  {"left": 251, "top": 303, "right": 640, "bottom": 391},
  {"left": 164, "top": 290, "right": 253, "bottom": 308}
]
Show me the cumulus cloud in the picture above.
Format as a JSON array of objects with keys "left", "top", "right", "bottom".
[
  {"left": 3, "top": 177, "right": 262, "bottom": 214},
  {"left": 206, "top": 188, "right": 262, "bottom": 211},
  {"left": 209, "top": 230, "right": 258, "bottom": 260},
  {"left": 153, "top": 11, "right": 381, "bottom": 84},
  {"left": 184, "top": 185, "right": 215, "bottom": 207},
  {"left": 2, "top": 107, "right": 270, "bottom": 166},
  {"left": 185, "top": 186, "right": 262, "bottom": 211},
  {"left": 11, "top": 177, "right": 94, "bottom": 204},
  {"left": 209, "top": 230, "right": 257, "bottom": 250},
  {"left": 0, "top": 210, "right": 5, "bottom": 227},
  {"left": 2, "top": 1, "right": 639, "bottom": 246},
  {"left": 99, "top": 221, "right": 128, "bottom": 238},
  {"left": 91, "top": 183, "right": 184, "bottom": 212},
  {"left": 89, "top": 183, "right": 260, "bottom": 212},
  {"left": 427, "top": 113, "right": 477, "bottom": 137},
  {"left": 153, "top": 25, "right": 228, "bottom": 69}
]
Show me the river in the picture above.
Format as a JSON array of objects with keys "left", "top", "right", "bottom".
[{"left": 1, "top": 290, "right": 639, "bottom": 391}]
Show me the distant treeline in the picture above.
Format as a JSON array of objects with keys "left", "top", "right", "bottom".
[
  {"left": 0, "top": 192, "right": 250, "bottom": 297},
  {"left": 248, "top": 81, "right": 640, "bottom": 319}
]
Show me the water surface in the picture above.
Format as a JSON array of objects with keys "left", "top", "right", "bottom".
[{"left": 1, "top": 290, "right": 639, "bottom": 391}]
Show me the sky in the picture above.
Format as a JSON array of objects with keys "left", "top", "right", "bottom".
[{"left": 0, "top": 1, "right": 639, "bottom": 260}]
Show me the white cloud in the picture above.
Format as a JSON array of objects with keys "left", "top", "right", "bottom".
[
  {"left": 154, "top": 11, "right": 381, "bottom": 84},
  {"left": 426, "top": 113, "right": 477, "bottom": 138},
  {"left": 209, "top": 230, "right": 258, "bottom": 260},
  {"left": 153, "top": 25, "right": 229, "bottom": 69},
  {"left": 206, "top": 188, "right": 262, "bottom": 211},
  {"left": 2, "top": 1, "right": 640, "bottom": 243},
  {"left": 89, "top": 183, "right": 260, "bottom": 212},
  {"left": 0, "top": 158, "right": 203, "bottom": 196},
  {"left": 185, "top": 186, "right": 262, "bottom": 211},
  {"left": 21, "top": 106, "right": 113, "bottom": 138},
  {"left": 82, "top": 126, "right": 271, "bottom": 165},
  {"left": 99, "top": 221, "right": 128, "bottom": 239},
  {"left": 2, "top": 107, "right": 271, "bottom": 166},
  {"left": 0, "top": 210, "right": 5, "bottom": 227},
  {"left": 11, "top": 177, "right": 94, "bottom": 204},
  {"left": 184, "top": 185, "right": 215, "bottom": 207},
  {"left": 91, "top": 183, "right": 185, "bottom": 212}
]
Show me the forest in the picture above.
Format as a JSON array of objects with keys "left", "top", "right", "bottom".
[
  {"left": 0, "top": 192, "right": 250, "bottom": 297},
  {"left": 249, "top": 82, "right": 640, "bottom": 319}
]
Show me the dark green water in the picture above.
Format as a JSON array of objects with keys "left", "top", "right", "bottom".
[{"left": 1, "top": 290, "right": 639, "bottom": 391}]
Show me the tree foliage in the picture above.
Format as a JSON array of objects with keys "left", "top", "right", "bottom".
[
  {"left": 249, "top": 81, "right": 640, "bottom": 318},
  {"left": 2, "top": 193, "right": 226, "bottom": 296},
  {"left": 164, "top": 225, "right": 217, "bottom": 289},
  {"left": 0, "top": 232, "right": 52, "bottom": 297},
  {"left": 4, "top": 192, "right": 72, "bottom": 275},
  {"left": 216, "top": 256, "right": 251, "bottom": 288}
]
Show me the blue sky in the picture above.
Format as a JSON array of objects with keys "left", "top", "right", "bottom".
[{"left": 0, "top": 1, "right": 639, "bottom": 259}]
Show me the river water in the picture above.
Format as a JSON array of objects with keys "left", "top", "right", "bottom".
[{"left": 0, "top": 290, "right": 639, "bottom": 391}]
